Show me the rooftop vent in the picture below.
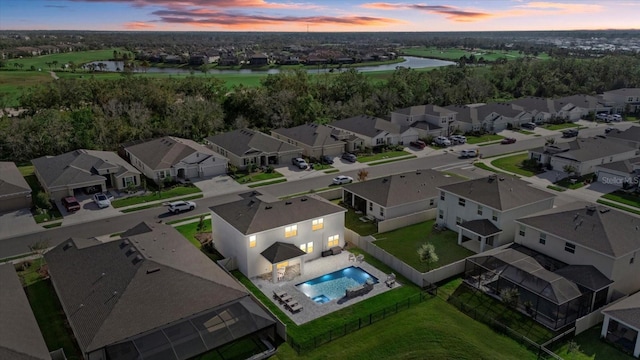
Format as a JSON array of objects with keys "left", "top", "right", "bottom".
[
  {"left": 285, "top": 201, "right": 292, "bottom": 205},
  {"left": 62, "top": 242, "right": 73, "bottom": 251},
  {"left": 265, "top": 206, "right": 273, "bottom": 210},
  {"left": 499, "top": 177, "right": 505, "bottom": 181},
  {"left": 399, "top": 175, "right": 405, "bottom": 179},
  {"left": 146, "top": 268, "right": 161, "bottom": 274},
  {"left": 132, "top": 254, "right": 143, "bottom": 264},
  {"left": 488, "top": 174, "right": 497, "bottom": 181},
  {"left": 599, "top": 208, "right": 610, "bottom": 214},
  {"left": 416, "top": 171, "right": 422, "bottom": 175},
  {"left": 119, "top": 239, "right": 130, "bottom": 249},
  {"left": 586, "top": 205, "right": 597, "bottom": 215},
  {"left": 301, "top": 197, "right": 308, "bottom": 202},
  {"left": 125, "top": 248, "right": 137, "bottom": 256}
]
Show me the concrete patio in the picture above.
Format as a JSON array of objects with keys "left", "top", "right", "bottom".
[{"left": 251, "top": 250, "right": 400, "bottom": 325}]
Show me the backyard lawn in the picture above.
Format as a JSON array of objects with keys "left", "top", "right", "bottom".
[
  {"left": 602, "top": 191, "right": 640, "bottom": 209},
  {"left": 466, "top": 134, "right": 505, "bottom": 144},
  {"left": 343, "top": 206, "right": 378, "bottom": 236},
  {"left": 110, "top": 185, "right": 202, "bottom": 208},
  {"left": 554, "top": 326, "right": 635, "bottom": 360},
  {"left": 357, "top": 150, "right": 411, "bottom": 163},
  {"left": 543, "top": 123, "right": 580, "bottom": 130},
  {"left": 490, "top": 153, "right": 537, "bottom": 177},
  {"left": 373, "top": 220, "right": 474, "bottom": 272}
]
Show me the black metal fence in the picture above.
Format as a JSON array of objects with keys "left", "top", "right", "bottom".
[{"left": 287, "top": 288, "right": 436, "bottom": 354}]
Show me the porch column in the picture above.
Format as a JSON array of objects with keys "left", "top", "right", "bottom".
[
  {"left": 479, "top": 236, "right": 486, "bottom": 253},
  {"left": 299, "top": 257, "right": 305, "bottom": 276},
  {"left": 457, "top": 229, "right": 463, "bottom": 246},
  {"left": 634, "top": 334, "right": 640, "bottom": 358},
  {"left": 600, "top": 316, "right": 610, "bottom": 339},
  {"left": 272, "top": 266, "right": 277, "bottom": 283}
]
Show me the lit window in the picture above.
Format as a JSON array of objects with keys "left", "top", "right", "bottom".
[
  {"left": 299, "top": 243, "right": 306, "bottom": 252},
  {"left": 285, "top": 225, "right": 297, "bottom": 237},
  {"left": 539, "top": 233, "right": 546, "bottom": 245},
  {"left": 519, "top": 225, "right": 526, "bottom": 237},
  {"left": 459, "top": 198, "right": 466, "bottom": 207},
  {"left": 565, "top": 242, "right": 576, "bottom": 254},
  {"left": 306, "top": 241, "right": 313, "bottom": 253},
  {"left": 477, "top": 205, "right": 483, "bottom": 216},
  {"left": 312, "top": 218, "right": 324, "bottom": 231},
  {"left": 249, "top": 235, "right": 256, "bottom": 248},
  {"left": 328, "top": 235, "right": 339, "bottom": 247}
]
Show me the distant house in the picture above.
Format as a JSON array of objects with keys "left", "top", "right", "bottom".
[
  {"left": 601, "top": 292, "right": 640, "bottom": 358},
  {"left": 270, "top": 123, "right": 345, "bottom": 159},
  {"left": 218, "top": 54, "right": 239, "bottom": 66},
  {"left": 250, "top": 53, "right": 269, "bottom": 66},
  {"left": 515, "top": 201, "right": 640, "bottom": 300},
  {"left": 390, "top": 104, "right": 456, "bottom": 137},
  {"left": 328, "top": 115, "right": 418, "bottom": 149},
  {"left": 437, "top": 175, "right": 555, "bottom": 253},
  {"left": 0, "top": 264, "right": 51, "bottom": 360},
  {"left": 528, "top": 137, "right": 638, "bottom": 176},
  {"left": 554, "top": 94, "right": 610, "bottom": 121},
  {"left": 607, "top": 125, "right": 640, "bottom": 149},
  {"left": 510, "top": 96, "right": 562, "bottom": 123},
  {"left": 0, "top": 162, "right": 31, "bottom": 213},
  {"left": 601, "top": 88, "right": 640, "bottom": 114},
  {"left": 189, "top": 54, "right": 209, "bottom": 65},
  {"left": 342, "top": 169, "right": 464, "bottom": 221},
  {"left": 205, "top": 129, "right": 301, "bottom": 170},
  {"left": 444, "top": 103, "right": 532, "bottom": 133},
  {"left": 32, "top": 149, "right": 141, "bottom": 200},
  {"left": 595, "top": 156, "right": 640, "bottom": 190},
  {"left": 124, "top": 137, "right": 227, "bottom": 184},
  {"left": 305, "top": 57, "right": 328, "bottom": 65},
  {"left": 210, "top": 194, "right": 346, "bottom": 282},
  {"left": 45, "top": 222, "right": 279, "bottom": 360}
]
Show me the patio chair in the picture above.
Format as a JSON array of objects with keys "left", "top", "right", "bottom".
[
  {"left": 279, "top": 294, "right": 293, "bottom": 304},
  {"left": 273, "top": 290, "right": 287, "bottom": 300},
  {"left": 287, "top": 302, "right": 303, "bottom": 313},
  {"left": 356, "top": 254, "right": 364, "bottom": 263},
  {"left": 348, "top": 253, "right": 356, "bottom": 262}
]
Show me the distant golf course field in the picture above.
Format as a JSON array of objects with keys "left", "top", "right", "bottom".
[{"left": 400, "top": 46, "right": 550, "bottom": 61}]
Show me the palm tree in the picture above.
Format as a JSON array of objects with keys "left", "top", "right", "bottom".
[{"left": 417, "top": 243, "right": 439, "bottom": 271}]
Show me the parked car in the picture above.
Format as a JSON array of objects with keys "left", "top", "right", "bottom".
[
  {"left": 604, "top": 127, "right": 616, "bottom": 134},
  {"left": 449, "top": 135, "right": 467, "bottom": 144},
  {"left": 292, "top": 157, "right": 309, "bottom": 169},
  {"left": 93, "top": 193, "right": 111, "bottom": 208},
  {"left": 332, "top": 175, "right": 354, "bottom": 185},
  {"left": 460, "top": 149, "right": 479, "bottom": 158},
  {"left": 609, "top": 114, "right": 622, "bottom": 122},
  {"left": 61, "top": 196, "right": 81, "bottom": 212},
  {"left": 341, "top": 153, "right": 357, "bottom": 162},
  {"left": 596, "top": 113, "right": 609, "bottom": 121},
  {"left": 320, "top": 155, "right": 334, "bottom": 164},
  {"left": 434, "top": 136, "right": 452, "bottom": 147},
  {"left": 521, "top": 122, "right": 537, "bottom": 130},
  {"left": 562, "top": 129, "right": 579, "bottom": 138},
  {"left": 167, "top": 200, "right": 196, "bottom": 214},
  {"left": 410, "top": 140, "right": 427, "bottom": 149},
  {"left": 501, "top": 137, "right": 517, "bottom": 144}
]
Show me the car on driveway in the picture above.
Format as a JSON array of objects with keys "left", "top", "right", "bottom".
[
  {"left": 332, "top": 175, "right": 353, "bottom": 185},
  {"left": 501, "top": 137, "right": 517, "bottom": 144},
  {"left": 93, "top": 193, "right": 111, "bottom": 208},
  {"left": 61, "top": 196, "right": 81, "bottom": 212},
  {"left": 292, "top": 157, "right": 309, "bottom": 169},
  {"left": 320, "top": 155, "right": 334, "bottom": 164},
  {"left": 410, "top": 140, "right": 427, "bottom": 149},
  {"left": 167, "top": 200, "right": 196, "bottom": 214},
  {"left": 434, "top": 136, "right": 452, "bottom": 147},
  {"left": 521, "top": 122, "right": 537, "bottom": 130},
  {"left": 342, "top": 153, "right": 357, "bottom": 162},
  {"left": 449, "top": 135, "right": 467, "bottom": 144}
]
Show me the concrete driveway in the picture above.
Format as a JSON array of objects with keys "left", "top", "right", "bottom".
[
  {"left": 56, "top": 194, "right": 121, "bottom": 226},
  {"left": 192, "top": 175, "right": 248, "bottom": 197}
]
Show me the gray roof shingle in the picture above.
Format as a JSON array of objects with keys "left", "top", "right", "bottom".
[
  {"left": 597, "top": 156, "right": 640, "bottom": 174},
  {"left": 124, "top": 137, "right": 224, "bottom": 171},
  {"left": 206, "top": 129, "right": 300, "bottom": 157},
  {"left": 0, "top": 162, "right": 31, "bottom": 197},
  {"left": 459, "top": 219, "right": 502, "bottom": 237},
  {"left": 271, "top": 123, "right": 345, "bottom": 148},
  {"left": 393, "top": 104, "right": 456, "bottom": 117},
  {"left": 210, "top": 195, "right": 345, "bottom": 235},
  {"left": 516, "top": 201, "right": 640, "bottom": 258},
  {"left": 607, "top": 125, "right": 640, "bottom": 145},
  {"left": 546, "top": 137, "right": 636, "bottom": 162},
  {"left": 602, "top": 291, "right": 640, "bottom": 330},
  {"left": 260, "top": 242, "right": 307, "bottom": 263},
  {"left": 438, "top": 175, "right": 555, "bottom": 211},
  {"left": 328, "top": 116, "right": 401, "bottom": 138}
]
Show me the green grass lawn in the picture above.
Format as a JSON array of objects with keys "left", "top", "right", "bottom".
[
  {"left": 602, "top": 191, "right": 640, "bottom": 209},
  {"left": 400, "top": 46, "right": 549, "bottom": 62},
  {"left": 556, "top": 177, "right": 587, "bottom": 190},
  {"left": 357, "top": 150, "right": 411, "bottom": 163},
  {"left": 233, "top": 170, "right": 284, "bottom": 184},
  {"left": 543, "top": 123, "right": 580, "bottom": 130},
  {"left": 111, "top": 185, "right": 201, "bottom": 208},
  {"left": 490, "top": 153, "right": 536, "bottom": 177},
  {"left": 597, "top": 199, "right": 640, "bottom": 216},
  {"left": 466, "top": 134, "right": 505, "bottom": 144},
  {"left": 247, "top": 178, "right": 287, "bottom": 188},
  {"left": 6, "top": 49, "right": 126, "bottom": 70},
  {"left": 373, "top": 220, "right": 474, "bottom": 272},
  {"left": 554, "top": 326, "right": 635, "bottom": 360},
  {"left": 344, "top": 206, "right": 378, "bottom": 236},
  {"left": 547, "top": 185, "right": 567, "bottom": 192},
  {"left": 175, "top": 218, "right": 211, "bottom": 249},
  {"left": 0, "top": 71, "right": 58, "bottom": 106},
  {"left": 473, "top": 162, "right": 512, "bottom": 176}
]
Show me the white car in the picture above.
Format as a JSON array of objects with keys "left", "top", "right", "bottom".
[
  {"left": 435, "top": 136, "right": 452, "bottom": 147},
  {"left": 449, "top": 135, "right": 467, "bottom": 144},
  {"left": 93, "top": 193, "right": 111, "bottom": 208},
  {"left": 460, "top": 149, "right": 478, "bottom": 158},
  {"left": 332, "top": 175, "right": 353, "bottom": 185},
  {"left": 292, "top": 157, "right": 309, "bottom": 169},
  {"left": 168, "top": 200, "right": 196, "bottom": 213}
]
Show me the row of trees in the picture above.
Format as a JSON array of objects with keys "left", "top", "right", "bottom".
[{"left": 1, "top": 55, "right": 639, "bottom": 162}]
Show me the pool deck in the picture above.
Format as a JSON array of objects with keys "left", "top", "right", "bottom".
[{"left": 251, "top": 251, "right": 401, "bottom": 325}]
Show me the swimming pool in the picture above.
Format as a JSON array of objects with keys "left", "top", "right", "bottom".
[{"left": 295, "top": 266, "right": 379, "bottom": 304}]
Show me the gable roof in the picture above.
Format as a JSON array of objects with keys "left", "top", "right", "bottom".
[
  {"left": 516, "top": 201, "right": 640, "bottom": 258},
  {"left": 393, "top": 104, "right": 456, "bottom": 117},
  {"left": 31, "top": 150, "right": 140, "bottom": 189},
  {"left": 606, "top": 125, "right": 640, "bottom": 144},
  {"left": 544, "top": 137, "right": 636, "bottom": 162},
  {"left": 0, "top": 264, "right": 51, "bottom": 360},
  {"left": 604, "top": 88, "right": 640, "bottom": 99},
  {"left": 438, "top": 175, "right": 555, "bottom": 211},
  {"left": 210, "top": 195, "right": 345, "bottom": 235},
  {"left": 510, "top": 96, "right": 559, "bottom": 114},
  {"left": 554, "top": 94, "right": 607, "bottom": 110},
  {"left": 0, "top": 162, "right": 31, "bottom": 197},
  {"left": 596, "top": 156, "right": 640, "bottom": 174},
  {"left": 271, "top": 123, "right": 345, "bottom": 148},
  {"left": 476, "top": 103, "right": 527, "bottom": 119},
  {"left": 124, "top": 136, "right": 224, "bottom": 171},
  {"left": 206, "top": 129, "right": 300, "bottom": 158},
  {"left": 445, "top": 105, "right": 478, "bottom": 124},
  {"left": 553, "top": 265, "right": 613, "bottom": 292},
  {"left": 459, "top": 219, "right": 502, "bottom": 237},
  {"left": 44, "top": 222, "right": 249, "bottom": 353},
  {"left": 343, "top": 169, "right": 463, "bottom": 207},
  {"left": 328, "top": 115, "right": 401, "bottom": 138},
  {"left": 603, "top": 292, "right": 640, "bottom": 330}
]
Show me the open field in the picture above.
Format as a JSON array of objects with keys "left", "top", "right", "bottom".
[
  {"left": 490, "top": 153, "right": 536, "bottom": 177},
  {"left": 5, "top": 48, "right": 126, "bottom": 70},
  {"left": 401, "top": 46, "right": 550, "bottom": 61}
]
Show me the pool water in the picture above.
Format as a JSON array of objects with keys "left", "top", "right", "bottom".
[{"left": 296, "top": 266, "right": 379, "bottom": 304}]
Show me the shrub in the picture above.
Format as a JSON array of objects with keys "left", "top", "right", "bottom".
[{"left": 34, "top": 191, "right": 52, "bottom": 211}]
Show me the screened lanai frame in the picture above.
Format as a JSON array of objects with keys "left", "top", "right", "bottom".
[
  {"left": 101, "top": 298, "right": 276, "bottom": 360},
  {"left": 464, "top": 248, "right": 592, "bottom": 330}
]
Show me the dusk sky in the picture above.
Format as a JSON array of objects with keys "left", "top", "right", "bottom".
[{"left": 0, "top": 0, "right": 638, "bottom": 32}]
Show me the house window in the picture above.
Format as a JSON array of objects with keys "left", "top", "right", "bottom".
[
  {"left": 458, "top": 198, "right": 466, "bottom": 207},
  {"left": 628, "top": 97, "right": 634, "bottom": 102},
  {"left": 430, "top": 199, "right": 435, "bottom": 207},
  {"left": 369, "top": 202, "right": 373, "bottom": 211},
  {"left": 456, "top": 217, "right": 462, "bottom": 225},
  {"left": 565, "top": 242, "right": 576, "bottom": 254},
  {"left": 380, "top": 208, "right": 384, "bottom": 217},
  {"left": 285, "top": 225, "right": 297, "bottom": 238},
  {"left": 477, "top": 205, "right": 483, "bottom": 216},
  {"left": 249, "top": 235, "right": 256, "bottom": 248},
  {"left": 123, "top": 176, "right": 137, "bottom": 187},
  {"left": 376, "top": 138, "right": 384, "bottom": 145},
  {"left": 328, "top": 235, "right": 339, "bottom": 247},
  {"left": 312, "top": 218, "right": 324, "bottom": 231},
  {"left": 519, "top": 225, "right": 526, "bottom": 237},
  {"left": 299, "top": 242, "right": 313, "bottom": 253},
  {"left": 440, "top": 192, "right": 445, "bottom": 201},
  {"left": 492, "top": 211, "right": 498, "bottom": 222},
  {"left": 539, "top": 233, "right": 546, "bottom": 245},
  {"left": 486, "top": 236, "right": 494, "bottom": 246},
  {"left": 438, "top": 210, "right": 444, "bottom": 220}
]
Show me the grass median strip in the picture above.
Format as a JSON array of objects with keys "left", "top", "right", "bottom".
[
  {"left": 165, "top": 213, "right": 209, "bottom": 225},
  {"left": 368, "top": 155, "right": 417, "bottom": 166},
  {"left": 601, "top": 191, "right": 640, "bottom": 209},
  {"left": 120, "top": 194, "right": 203, "bottom": 213},
  {"left": 596, "top": 200, "right": 640, "bottom": 216},
  {"left": 466, "top": 134, "right": 504, "bottom": 144},
  {"left": 546, "top": 185, "right": 567, "bottom": 192},
  {"left": 247, "top": 178, "right": 287, "bottom": 188},
  {"left": 111, "top": 186, "right": 201, "bottom": 208},
  {"left": 358, "top": 150, "right": 411, "bottom": 163}
]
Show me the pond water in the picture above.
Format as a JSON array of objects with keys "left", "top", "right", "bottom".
[{"left": 86, "top": 56, "right": 454, "bottom": 75}]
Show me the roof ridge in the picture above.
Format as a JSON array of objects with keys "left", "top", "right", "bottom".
[{"left": 0, "top": 345, "right": 46, "bottom": 360}]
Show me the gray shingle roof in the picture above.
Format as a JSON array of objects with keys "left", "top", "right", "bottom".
[
  {"left": 31, "top": 150, "right": 139, "bottom": 189},
  {"left": 602, "top": 291, "right": 640, "bottom": 330},
  {"left": 210, "top": 195, "right": 345, "bottom": 235},
  {"left": 548, "top": 137, "right": 636, "bottom": 162},
  {"left": 124, "top": 137, "right": 224, "bottom": 171},
  {"left": 510, "top": 96, "right": 559, "bottom": 114},
  {"left": 459, "top": 219, "right": 502, "bottom": 237},
  {"left": 476, "top": 103, "right": 525, "bottom": 119},
  {"left": 438, "top": 175, "right": 555, "bottom": 211},
  {"left": 44, "top": 222, "right": 248, "bottom": 353},
  {"left": 597, "top": 156, "right": 640, "bottom": 173},
  {"left": 516, "top": 201, "right": 640, "bottom": 258},
  {"left": 342, "top": 169, "right": 463, "bottom": 208},
  {"left": 206, "top": 129, "right": 300, "bottom": 157},
  {"left": 271, "top": 123, "right": 344, "bottom": 148},
  {"left": 553, "top": 265, "right": 612, "bottom": 292},
  {"left": 260, "top": 242, "right": 307, "bottom": 263},
  {"left": 0, "top": 264, "right": 51, "bottom": 360},
  {"left": 607, "top": 125, "right": 640, "bottom": 144},
  {"left": 328, "top": 116, "right": 401, "bottom": 138},
  {"left": 393, "top": 104, "right": 456, "bottom": 117},
  {"left": 445, "top": 105, "right": 477, "bottom": 124},
  {"left": 0, "top": 162, "right": 31, "bottom": 197},
  {"left": 554, "top": 94, "right": 606, "bottom": 109},
  {"left": 604, "top": 88, "right": 640, "bottom": 98}
]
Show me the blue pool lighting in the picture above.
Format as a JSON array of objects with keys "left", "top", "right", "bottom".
[{"left": 295, "top": 266, "right": 379, "bottom": 304}]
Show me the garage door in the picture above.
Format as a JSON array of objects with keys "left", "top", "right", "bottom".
[{"left": 200, "top": 162, "right": 227, "bottom": 177}]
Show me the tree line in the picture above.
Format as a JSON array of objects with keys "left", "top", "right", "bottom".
[{"left": 1, "top": 55, "right": 639, "bottom": 163}]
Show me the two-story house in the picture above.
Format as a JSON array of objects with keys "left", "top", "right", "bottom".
[
  {"left": 270, "top": 123, "right": 346, "bottom": 159},
  {"left": 210, "top": 194, "right": 346, "bottom": 283},
  {"left": 437, "top": 175, "right": 555, "bottom": 253},
  {"left": 602, "top": 88, "right": 640, "bottom": 114},
  {"left": 327, "top": 115, "right": 418, "bottom": 149},
  {"left": 510, "top": 96, "right": 561, "bottom": 123},
  {"left": 390, "top": 104, "right": 456, "bottom": 137},
  {"left": 554, "top": 94, "right": 610, "bottom": 121}
]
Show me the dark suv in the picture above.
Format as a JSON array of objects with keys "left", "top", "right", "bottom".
[
  {"left": 61, "top": 196, "right": 81, "bottom": 212},
  {"left": 341, "top": 153, "right": 357, "bottom": 162},
  {"left": 410, "top": 140, "right": 427, "bottom": 149}
]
